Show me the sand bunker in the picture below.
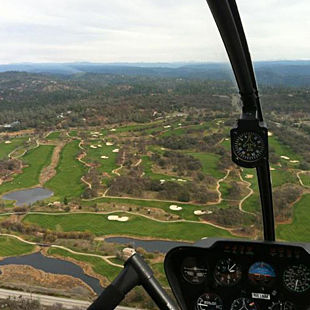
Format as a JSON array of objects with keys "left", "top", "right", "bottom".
[
  {"left": 4, "top": 141, "right": 11, "bottom": 144},
  {"left": 160, "top": 179, "right": 165, "bottom": 184},
  {"left": 290, "top": 160, "right": 299, "bottom": 163},
  {"left": 270, "top": 167, "right": 276, "bottom": 171},
  {"left": 90, "top": 145, "right": 97, "bottom": 149},
  {"left": 164, "top": 125, "right": 171, "bottom": 129},
  {"left": 268, "top": 132, "right": 273, "bottom": 136},
  {"left": 106, "top": 142, "right": 114, "bottom": 146},
  {"left": 245, "top": 174, "right": 254, "bottom": 179},
  {"left": 169, "top": 205, "right": 182, "bottom": 211},
  {"left": 97, "top": 144, "right": 102, "bottom": 147},
  {"left": 177, "top": 179, "right": 187, "bottom": 182},
  {"left": 101, "top": 156, "right": 109, "bottom": 159},
  {"left": 194, "top": 210, "right": 206, "bottom": 215},
  {"left": 112, "top": 149, "right": 119, "bottom": 153},
  {"left": 110, "top": 129, "right": 116, "bottom": 132},
  {"left": 108, "top": 215, "right": 129, "bottom": 222},
  {"left": 280, "top": 156, "right": 290, "bottom": 160}
]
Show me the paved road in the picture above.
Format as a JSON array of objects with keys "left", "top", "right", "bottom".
[{"left": 0, "top": 288, "right": 140, "bottom": 309}]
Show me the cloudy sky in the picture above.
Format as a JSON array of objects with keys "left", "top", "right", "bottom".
[{"left": 0, "top": 0, "right": 309, "bottom": 64}]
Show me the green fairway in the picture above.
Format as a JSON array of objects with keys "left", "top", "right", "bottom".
[
  {"left": 23, "top": 212, "right": 233, "bottom": 241},
  {"left": 300, "top": 172, "right": 310, "bottom": 186},
  {"left": 141, "top": 155, "right": 176, "bottom": 181},
  {"left": 277, "top": 194, "right": 310, "bottom": 242},
  {"left": 0, "top": 145, "right": 54, "bottom": 195},
  {"left": 269, "top": 136, "right": 302, "bottom": 164},
  {"left": 46, "top": 131, "right": 62, "bottom": 139},
  {"left": 0, "top": 137, "right": 28, "bottom": 160},
  {"left": 84, "top": 141, "right": 118, "bottom": 174},
  {"left": 45, "top": 140, "right": 86, "bottom": 199},
  {"left": 82, "top": 196, "right": 218, "bottom": 221},
  {"left": 271, "top": 169, "right": 298, "bottom": 187},
  {"left": 186, "top": 152, "right": 224, "bottom": 179},
  {"left": 0, "top": 236, "right": 35, "bottom": 257},
  {"left": 48, "top": 247, "right": 121, "bottom": 281}
]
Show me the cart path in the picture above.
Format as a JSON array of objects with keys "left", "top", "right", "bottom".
[
  {"left": 238, "top": 171, "right": 256, "bottom": 216},
  {"left": 0, "top": 233, "right": 123, "bottom": 268}
]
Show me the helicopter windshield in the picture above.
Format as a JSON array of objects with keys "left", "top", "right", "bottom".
[{"left": 0, "top": 1, "right": 309, "bottom": 309}]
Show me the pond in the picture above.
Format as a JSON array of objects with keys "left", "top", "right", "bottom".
[
  {"left": 105, "top": 237, "right": 192, "bottom": 253},
  {"left": 0, "top": 252, "right": 103, "bottom": 294},
  {"left": 1, "top": 187, "right": 53, "bottom": 206}
]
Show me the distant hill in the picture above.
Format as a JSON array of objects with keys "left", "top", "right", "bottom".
[{"left": 0, "top": 61, "right": 309, "bottom": 87}]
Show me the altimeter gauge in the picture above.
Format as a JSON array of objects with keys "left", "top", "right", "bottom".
[
  {"left": 283, "top": 264, "right": 310, "bottom": 293},
  {"left": 214, "top": 257, "right": 242, "bottom": 286}
]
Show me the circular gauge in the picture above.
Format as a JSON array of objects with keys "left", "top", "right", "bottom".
[
  {"left": 214, "top": 257, "right": 242, "bottom": 286},
  {"left": 232, "top": 131, "right": 265, "bottom": 162},
  {"left": 283, "top": 264, "right": 310, "bottom": 293},
  {"left": 181, "top": 257, "right": 208, "bottom": 284},
  {"left": 230, "top": 297, "right": 257, "bottom": 310},
  {"left": 248, "top": 262, "right": 276, "bottom": 286},
  {"left": 196, "top": 293, "right": 223, "bottom": 310},
  {"left": 268, "top": 301, "right": 295, "bottom": 310}
]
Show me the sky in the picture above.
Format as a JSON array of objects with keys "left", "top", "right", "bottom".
[{"left": 0, "top": 0, "right": 309, "bottom": 64}]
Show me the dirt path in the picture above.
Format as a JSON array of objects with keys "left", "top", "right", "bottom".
[
  {"left": 206, "top": 169, "right": 230, "bottom": 205},
  {"left": 39, "top": 141, "right": 66, "bottom": 185},
  {"left": 238, "top": 171, "right": 256, "bottom": 216},
  {"left": 112, "top": 151, "right": 126, "bottom": 177},
  {"left": 297, "top": 171, "right": 310, "bottom": 188},
  {"left": 134, "top": 158, "right": 142, "bottom": 167},
  {"left": 81, "top": 176, "right": 92, "bottom": 189}
]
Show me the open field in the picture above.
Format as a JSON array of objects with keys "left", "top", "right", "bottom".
[
  {"left": 0, "top": 137, "right": 28, "bottom": 160},
  {"left": 0, "top": 236, "right": 35, "bottom": 257},
  {"left": 23, "top": 212, "right": 233, "bottom": 241},
  {"left": 45, "top": 140, "right": 86, "bottom": 200},
  {"left": 276, "top": 194, "right": 310, "bottom": 242},
  {"left": 0, "top": 145, "right": 54, "bottom": 195}
]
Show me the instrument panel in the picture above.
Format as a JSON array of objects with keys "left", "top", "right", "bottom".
[{"left": 164, "top": 239, "right": 310, "bottom": 310}]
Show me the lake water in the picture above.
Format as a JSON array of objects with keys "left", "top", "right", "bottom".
[
  {"left": 0, "top": 252, "right": 103, "bottom": 294},
  {"left": 1, "top": 187, "right": 53, "bottom": 206},
  {"left": 105, "top": 237, "right": 192, "bottom": 253}
]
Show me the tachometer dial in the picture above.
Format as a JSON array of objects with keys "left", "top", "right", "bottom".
[
  {"left": 214, "top": 257, "right": 242, "bottom": 286},
  {"left": 182, "top": 257, "right": 208, "bottom": 284},
  {"left": 268, "top": 301, "right": 295, "bottom": 310},
  {"left": 196, "top": 293, "right": 223, "bottom": 310},
  {"left": 283, "top": 264, "right": 310, "bottom": 293},
  {"left": 232, "top": 131, "right": 265, "bottom": 162},
  {"left": 230, "top": 297, "right": 257, "bottom": 310},
  {"left": 248, "top": 262, "right": 276, "bottom": 286}
]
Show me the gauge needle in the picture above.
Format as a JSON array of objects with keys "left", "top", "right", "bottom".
[
  {"left": 228, "top": 264, "right": 236, "bottom": 272},
  {"left": 295, "top": 279, "right": 299, "bottom": 290}
]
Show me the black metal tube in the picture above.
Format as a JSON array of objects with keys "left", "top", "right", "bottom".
[
  {"left": 128, "top": 254, "right": 180, "bottom": 310},
  {"left": 256, "top": 161, "right": 276, "bottom": 241},
  {"left": 206, "top": 0, "right": 257, "bottom": 115},
  {"left": 227, "top": 0, "right": 263, "bottom": 122}
]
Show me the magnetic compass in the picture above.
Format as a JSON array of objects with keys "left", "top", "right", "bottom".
[{"left": 231, "top": 119, "right": 268, "bottom": 168}]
